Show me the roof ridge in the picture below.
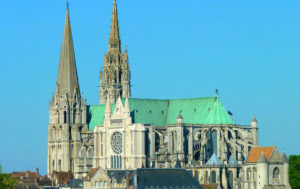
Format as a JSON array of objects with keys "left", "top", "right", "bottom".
[{"left": 123, "top": 96, "right": 216, "bottom": 101}]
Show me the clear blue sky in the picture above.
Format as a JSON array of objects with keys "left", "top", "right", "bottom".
[{"left": 0, "top": 0, "right": 299, "bottom": 175}]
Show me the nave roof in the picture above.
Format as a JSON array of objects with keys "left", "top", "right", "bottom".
[{"left": 88, "top": 97, "right": 234, "bottom": 130}]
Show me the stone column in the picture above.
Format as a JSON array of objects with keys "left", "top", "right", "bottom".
[
  {"left": 122, "top": 130, "right": 126, "bottom": 169},
  {"left": 150, "top": 127, "right": 155, "bottom": 158},
  {"left": 222, "top": 168, "right": 228, "bottom": 189},
  {"left": 188, "top": 128, "right": 193, "bottom": 163},
  {"left": 104, "top": 131, "right": 107, "bottom": 169},
  {"left": 217, "top": 129, "right": 220, "bottom": 157}
]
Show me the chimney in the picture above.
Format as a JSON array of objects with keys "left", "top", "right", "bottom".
[
  {"left": 25, "top": 170, "right": 30, "bottom": 178},
  {"left": 126, "top": 171, "right": 130, "bottom": 188},
  {"left": 36, "top": 168, "right": 39, "bottom": 177}
]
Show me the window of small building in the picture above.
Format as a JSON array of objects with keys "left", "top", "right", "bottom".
[
  {"left": 95, "top": 181, "right": 98, "bottom": 187},
  {"left": 247, "top": 168, "right": 251, "bottom": 181},
  {"left": 273, "top": 167, "right": 280, "bottom": 179},
  {"left": 122, "top": 180, "right": 126, "bottom": 187},
  {"left": 211, "top": 171, "right": 216, "bottom": 183},
  {"left": 104, "top": 181, "right": 107, "bottom": 187},
  {"left": 100, "top": 181, "right": 103, "bottom": 187},
  {"left": 112, "top": 180, "right": 117, "bottom": 187}
]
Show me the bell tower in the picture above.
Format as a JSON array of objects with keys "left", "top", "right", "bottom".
[
  {"left": 48, "top": 3, "right": 87, "bottom": 177},
  {"left": 99, "top": 0, "right": 131, "bottom": 104}
]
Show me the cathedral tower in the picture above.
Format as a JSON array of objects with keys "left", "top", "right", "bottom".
[
  {"left": 99, "top": 0, "right": 131, "bottom": 104},
  {"left": 48, "top": 4, "right": 88, "bottom": 177}
]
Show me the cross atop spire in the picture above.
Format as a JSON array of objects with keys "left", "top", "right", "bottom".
[
  {"left": 108, "top": 0, "right": 121, "bottom": 52},
  {"left": 56, "top": 4, "right": 80, "bottom": 95}
]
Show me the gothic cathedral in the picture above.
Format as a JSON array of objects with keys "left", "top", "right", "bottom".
[{"left": 48, "top": 1, "right": 291, "bottom": 189}]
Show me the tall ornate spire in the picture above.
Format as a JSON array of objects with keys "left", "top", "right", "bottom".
[
  {"left": 99, "top": 0, "right": 131, "bottom": 104},
  {"left": 109, "top": 0, "right": 121, "bottom": 52},
  {"left": 48, "top": 4, "right": 87, "bottom": 177},
  {"left": 56, "top": 4, "right": 80, "bottom": 95}
]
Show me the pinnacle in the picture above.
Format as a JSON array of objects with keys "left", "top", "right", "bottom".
[
  {"left": 105, "top": 95, "right": 112, "bottom": 114},
  {"left": 252, "top": 116, "right": 257, "bottom": 122},
  {"left": 257, "top": 152, "right": 268, "bottom": 163},
  {"left": 124, "top": 98, "right": 130, "bottom": 113},
  {"left": 108, "top": 0, "right": 121, "bottom": 52}
]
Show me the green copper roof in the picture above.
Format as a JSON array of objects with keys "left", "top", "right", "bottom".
[{"left": 87, "top": 97, "right": 234, "bottom": 131}]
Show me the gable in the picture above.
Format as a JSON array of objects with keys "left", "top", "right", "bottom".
[{"left": 268, "top": 147, "right": 282, "bottom": 163}]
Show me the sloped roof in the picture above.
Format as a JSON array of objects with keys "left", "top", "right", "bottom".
[
  {"left": 246, "top": 146, "right": 274, "bottom": 163},
  {"left": 206, "top": 153, "right": 222, "bottom": 165},
  {"left": 107, "top": 170, "right": 135, "bottom": 183},
  {"left": 136, "top": 168, "right": 202, "bottom": 189},
  {"left": 268, "top": 147, "right": 282, "bottom": 163},
  {"left": 88, "top": 97, "right": 234, "bottom": 130},
  {"left": 201, "top": 184, "right": 220, "bottom": 189},
  {"left": 281, "top": 152, "right": 288, "bottom": 163},
  {"left": 257, "top": 152, "right": 268, "bottom": 163},
  {"left": 88, "top": 168, "right": 99, "bottom": 178},
  {"left": 11, "top": 171, "right": 38, "bottom": 179},
  {"left": 53, "top": 171, "right": 73, "bottom": 186},
  {"left": 229, "top": 155, "right": 238, "bottom": 165}
]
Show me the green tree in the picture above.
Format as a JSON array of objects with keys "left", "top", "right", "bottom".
[
  {"left": 0, "top": 164, "right": 17, "bottom": 189},
  {"left": 289, "top": 155, "right": 300, "bottom": 189}
]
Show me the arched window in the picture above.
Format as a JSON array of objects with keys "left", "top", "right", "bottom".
[
  {"left": 58, "top": 159, "right": 61, "bottom": 171},
  {"left": 195, "top": 171, "right": 199, "bottom": 180},
  {"left": 228, "top": 131, "right": 232, "bottom": 139},
  {"left": 100, "top": 181, "right": 103, "bottom": 187},
  {"left": 73, "top": 110, "right": 76, "bottom": 123},
  {"left": 155, "top": 133, "right": 160, "bottom": 152},
  {"left": 56, "top": 110, "right": 60, "bottom": 124},
  {"left": 253, "top": 167, "right": 257, "bottom": 179},
  {"left": 211, "top": 171, "right": 216, "bottom": 183},
  {"left": 63, "top": 111, "right": 67, "bottom": 123},
  {"left": 212, "top": 130, "right": 218, "bottom": 155},
  {"left": 247, "top": 168, "right": 251, "bottom": 181},
  {"left": 87, "top": 146, "right": 94, "bottom": 159},
  {"left": 112, "top": 180, "right": 117, "bottom": 187},
  {"left": 122, "top": 180, "right": 126, "bottom": 187},
  {"left": 52, "top": 127, "right": 56, "bottom": 141},
  {"left": 273, "top": 167, "right": 280, "bottom": 179},
  {"left": 59, "top": 126, "right": 62, "bottom": 140},
  {"left": 120, "top": 156, "right": 122, "bottom": 169},
  {"left": 114, "top": 156, "right": 116, "bottom": 169},
  {"left": 104, "top": 181, "right": 107, "bottom": 187},
  {"left": 95, "top": 181, "right": 98, "bottom": 187}
]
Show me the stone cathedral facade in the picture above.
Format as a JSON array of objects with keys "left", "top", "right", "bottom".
[{"left": 48, "top": 1, "right": 291, "bottom": 189}]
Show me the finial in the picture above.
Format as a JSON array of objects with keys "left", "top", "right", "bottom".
[
  {"left": 177, "top": 112, "right": 183, "bottom": 120},
  {"left": 66, "top": 0, "right": 69, "bottom": 9},
  {"left": 215, "top": 89, "right": 219, "bottom": 97},
  {"left": 252, "top": 116, "right": 257, "bottom": 123},
  {"left": 125, "top": 45, "right": 127, "bottom": 53}
]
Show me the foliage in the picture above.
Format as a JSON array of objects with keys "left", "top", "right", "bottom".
[
  {"left": 289, "top": 155, "right": 300, "bottom": 189},
  {"left": 0, "top": 164, "right": 17, "bottom": 189}
]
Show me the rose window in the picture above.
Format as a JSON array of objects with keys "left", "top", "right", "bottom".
[{"left": 111, "top": 132, "right": 122, "bottom": 154}]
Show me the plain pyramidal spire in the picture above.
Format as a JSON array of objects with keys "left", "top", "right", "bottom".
[
  {"left": 108, "top": 0, "right": 121, "bottom": 52},
  {"left": 56, "top": 3, "right": 80, "bottom": 95}
]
